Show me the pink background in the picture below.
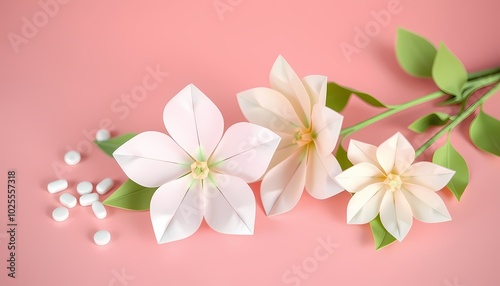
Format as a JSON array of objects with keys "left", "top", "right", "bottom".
[{"left": 1, "top": 0, "right": 500, "bottom": 285}]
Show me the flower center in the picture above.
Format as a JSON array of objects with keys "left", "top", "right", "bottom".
[
  {"left": 190, "top": 161, "right": 209, "bottom": 180},
  {"left": 293, "top": 127, "right": 313, "bottom": 147},
  {"left": 384, "top": 173, "right": 402, "bottom": 192}
]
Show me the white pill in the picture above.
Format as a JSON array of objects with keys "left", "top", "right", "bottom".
[
  {"left": 76, "top": 181, "right": 93, "bottom": 195},
  {"left": 52, "top": 207, "right": 69, "bottom": 222},
  {"left": 96, "top": 178, "right": 114, "bottom": 195},
  {"left": 79, "top": 193, "right": 99, "bottom": 206},
  {"left": 59, "top": 193, "right": 77, "bottom": 208},
  {"left": 92, "top": 201, "right": 107, "bottom": 219},
  {"left": 47, "top": 179, "right": 68, "bottom": 194},
  {"left": 64, "top": 150, "right": 81, "bottom": 165},
  {"left": 96, "top": 129, "right": 111, "bottom": 141},
  {"left": 94, "top": 230, "right": 111, "bottom": 246}
]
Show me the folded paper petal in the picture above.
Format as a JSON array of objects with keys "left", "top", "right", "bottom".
[
  {"left": 113, "top": 131, "right": 191, "bottom": 188},
  {"left": 347, "top": 183, "right": 385, "bottom": 224},
  {"left": 401, "top": 162, "right": 455, "bottom": 191},
  {"left": 302, "top": 75, "right": 327, "bottom": 106},
  {"left": 210, "top": 122, "right": 281, "bottom": 183},
  {"left": 267, "top": 132, "right": 297, "bottom": 171},
  {"left": 305, "top": 146, "right": 343, "bottom": 199},
  {"left": 150, "top": 177, "right": 204, "bottom": 244},
  {"left": 311, "top": 104, "right": 343, "bottom": 156},
  {"left": 261, "top": 149, "right": 307, "bottom": 216},
  {"left": 237, "top": 87, "right": 303, "bottom": 133},
  {"left": 402, "top": 184, "right": 451, "bottom": 223},
  {"left": 270, "top": 55, "right": 311, "bottom": 125},
  {"left": 335, "top": 162, "right": 385, "bottom": 193},
  {"left": 347, "top": 140, "right": 379, "bottom": 167},
  {"left": 376, "top": 132, "right": 415, "bottom": 175},
  {"left": 204, "top": 174, "right": 256, "bottom": 235},
  {"left": 163, "top": 84, "right": 224, "bottom": 161},
  {"left": 380, "top": 190, "right": 413, "bottom": 241}
]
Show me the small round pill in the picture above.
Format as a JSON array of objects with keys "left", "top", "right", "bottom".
[
  {"left": 79, "top": 193, "right": 99, "bottom": 206},
  {"left": 52, "top": 207, "right": 69, "bottom": 222},
  {"left": 47, "top": 179, "right": 68, "bottom": 194},
  {"left": 96, "top": 129, "right": 111, "bottom": 141},
  {"left": 59, "top": 193, "right": 77, "bottom": 208},
  {"left": 92, "top": 201, "right": 107, "bottom": 219},
  {"left": 94, "top": 230, "right": 111, "bottom": 246},
  {"left": 96, "top": 178, "right": 114, "bottom": 195},
  {"left": 76, "top": 181, "right": 93, "bottom": 195},
  {"left": 64, "top": 150, "right": 81, "bottom": 165}
]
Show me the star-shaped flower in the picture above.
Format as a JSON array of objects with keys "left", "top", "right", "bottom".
[
  {"left": 335, "top": 132, "right": 455, "bottom": 241},
  {"left": 237, "top": 55, "right": 344, "bottom": 216},
  {"left": 113, "top": 84, "right": 280, "bottom": 243}
]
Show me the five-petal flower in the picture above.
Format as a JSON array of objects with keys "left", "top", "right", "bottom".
[
  {"left": 113, "top": 84, "right": 280, "bottom": 243},
  {"left": 237, "top": 55, "right": 344, "bottom": 216},
  {"left": 335, "top": 132, "right": 455, "bottom": 241}
]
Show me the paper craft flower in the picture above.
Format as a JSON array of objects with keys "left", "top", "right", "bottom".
[
  {"left": 113, "top": 84, "right": 280, "bottom": 243},
  {"left": 237, "top": 55, "right": 344, "bottom": 216},
  {"left": 335, "top": 133, "right": 455, "bottom": 241}
]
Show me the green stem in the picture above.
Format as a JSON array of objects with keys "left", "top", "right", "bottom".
[
  {"left": 468, "top": 67, "right": 500, "bottom": 80},
  {"left": 340, "top": 91, "right": 446, "bottom": 137},
  {"left": 414, "top": 82, "right": 500, "bottom": 157}
]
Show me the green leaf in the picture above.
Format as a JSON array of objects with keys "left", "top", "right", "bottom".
[
  {"left": 370, "top": 215, "right": 397, "bottom": 250},
  {"left": 94, "top": 133, "right": 137, "bottom": 157},
  {"left": 326, "top": 82, "right": 387, "bottom": 113},
  {"left": 470, "top": 107, "right": 500, "bottom": 156},
  {"left": 396, "top": 28, "right": 437, "bottom": 78},
  {"left": 432, "top": 43, "right": 468, "bottom": 97},
  {"left": 432, "top": 136, "right": 469, "bottom": 201},
  {"left": 103, "top": 179, "right": 157, "bottom": 211},
  {"left": 408, "top": 112, "right": 452, "bottom": 133},
  {"left": 335, "top": 141, "right": 353, "bottom": 170}
]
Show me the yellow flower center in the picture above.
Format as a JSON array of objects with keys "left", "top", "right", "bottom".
[
  {"left": 190, "top": 161, "right": 209, "bottom": 180},
  {"left": 384, "top": 173, "right": 402, "bottom": 192},
  {"left": 293, "top": 127, "right": 313, "bottom": 147}
]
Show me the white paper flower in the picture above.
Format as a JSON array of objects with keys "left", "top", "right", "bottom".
[
  {"left": 335, "top": 132, "right": 455, "bottom": 241},
  {"left": 237, "top": 55, "right": 344, "bottom": 216},
  {"left": 113, "top": 84, "right": 280, "bottom": 243}
]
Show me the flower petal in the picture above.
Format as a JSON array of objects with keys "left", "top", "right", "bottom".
[
  {"left": 335, "top": 162, "right": 385, "bottom": 193},
  {"left": 347, "top": 183, "right": 385, "bottom": 224},
  {"left": 302, "top": 75, "right": 327, "bottom": 106},
  {"left": 163, "top": 84, "right": 224, "bottom": 161},
  {"left": 347, "top": 140, "right": 379, "bottom": 166},
  {"left": 237, "top": 87, "right": 303, "bottom": 133},
  {"left": 267, "top": 132, "right": 298, "bottom": 171},
  {"left": 270, "top": 55, "right": 311, "bottom": 125},
  {"left": 210, "top": 122, "right": 281, "bottom": 183},
  {"left": 401, "top": 162, "right": 455, "bottom": 191},
  {"left": 305, "top": 146, "right": 343, "bottom": 199},
  {"left": 261, "top": 149, "right": 307, "bottom": 216},
  {"left": 204, "top": 174, "right": 256, "bottom": 235},
  {"left": 376, "top": 132, "right": 415, "bottom": 175},
  {"left": 380, "top": 190, "right": 413, "bottom": 241},
  {"left": 113, "top": 131, "right": 191, "bottom": 188},
  {"left": 150, "top": 176, "right": 203, "bottom": 244},
  {"left": 402, "top": 184, "right": 451, "bottom": 223},
  {"left": 311, "top": 104, "right": 343, "bottom": 156}
]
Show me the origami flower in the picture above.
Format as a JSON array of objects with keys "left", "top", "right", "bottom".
[
  {"left": 113, "top": 84, "right": 280, "bottom": 243},
  {"left": 237, "top": 55, "right": 344, "bottom": 216},
  {"left": 335, "top": 133, "right": 455, "bottom": 241}
]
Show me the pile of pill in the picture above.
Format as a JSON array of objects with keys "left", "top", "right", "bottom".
[{"left": 47, "top": 129, "right": 114, "bottom": 246}]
